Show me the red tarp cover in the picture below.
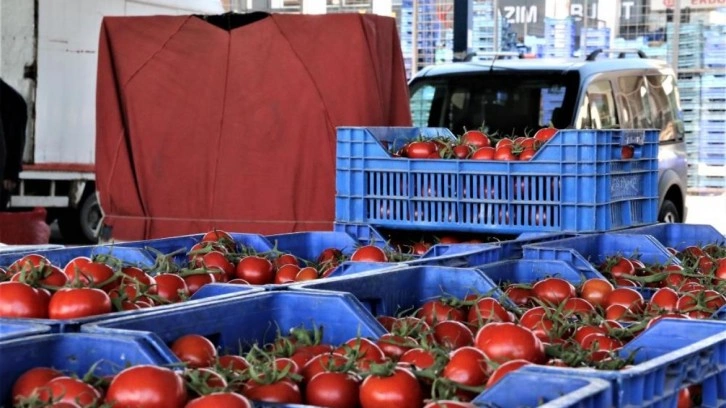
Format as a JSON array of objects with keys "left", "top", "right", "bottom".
[{"left": 96, "top": 13, "right": 412, "bottom": 240}]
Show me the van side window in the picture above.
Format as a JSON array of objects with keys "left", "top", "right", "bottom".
[
  {"left": 618, "top": 76, "right": 653, "bottom": 129},
  {"left": 576, "top": 80, "right": 619, "bottom": 129},
  {"left": 410, "top": 83, "right": 445, "bottom": 127},
  {"left": 646, "top": 75, "right": 683, "bottom": 142}
]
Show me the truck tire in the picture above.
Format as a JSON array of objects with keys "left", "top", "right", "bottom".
[
  {"left": 658, "top": 199, "right": 681, "bottom": 223},
  {"left": 58, "top": 193, "right": 101, "bottom": 243}
]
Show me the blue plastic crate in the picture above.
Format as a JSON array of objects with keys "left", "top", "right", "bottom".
[
  {"left": 0, "top": 333, "right": 173, "bottom": 405},
  {"left": 474, "top": 259, "right": 595, "bottom": 287},
  {"left": 290, "top": 265, "right": 506, "bottom": 317},
  {"left": 336, "top": 127, "right": 659, "bottom": 235},
  {"left": 616, "top": 223, "right": 725, "bottom": 252},
  {"left": 1, "top": 280, "right": 263, "bottom": 333},
  {"left": 0, "top": 320, "right": 50, "bottom": 341},
  {"left": 473, "top": 370, "right": 613, "bottom": 408},
  {"left": 84, "top": 291, "right": 386, "bottom": 359},
  {"left": 523, "top": 318, "right": 726, "bottom": 408},
  {"left": 117, "top": 232, "right": 273, "bottom": 266},
  {"left": 409, "top": 243, "right": 503, "bottom": 267},
  {"left": 0, "top": 245, "right": 155, "bottom": 270},
  {"left": 522, "top": 233, "right": 677, "bottom": 278}
]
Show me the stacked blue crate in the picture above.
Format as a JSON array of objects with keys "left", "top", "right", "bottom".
[
  {"left": 399, "top": 0, "right": 440, "bottom": 76},
  {"left": 543, "top": 17, "right": 575, "bottom": 58},
  {"left": 471, "top": 2, "right": 509, "bottom": 55},
  {"left": 696, "top": 72, "right": 726, "bottom": 186},
  {"left": 581, "top": 27, "right": 610, "bottom": 56},
  {"left": 666, "top": 22, "right": 704, "bottom": 69},
  {"left": 704, "top": 24, "right": 726, "bottom": 68}
]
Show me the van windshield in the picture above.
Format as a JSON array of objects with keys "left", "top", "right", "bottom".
[{"left": 409, "top": 71, "right": 580, "bottom": 137}]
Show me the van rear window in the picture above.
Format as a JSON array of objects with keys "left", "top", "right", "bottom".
[{"left": 409, "top": 72, "right": 579, "bottom": 137}]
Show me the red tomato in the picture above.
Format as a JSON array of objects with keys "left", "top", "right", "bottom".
[
  {"left": 531, "top": 278, "right": 576, "bottom": 305},
  {"left": 235, "top": 256, "right": 274, "bottom": 285},
  {"left": 405, "top": 141, "right": 438, "bottom": 159},
  {"left": 519, "top": 306, "right": 555, "bottom": 342},
  {"left": 495, "top": 138, "right": 513, "bottom": 148},
  {"left": 38, "top": 377, "right": 102, "bottom": 406},
  {"left": 677, "top": 387, "right": 693, "bottom": 408},
  {"left": 377, "top": 333, "right": 417, "bottom": 360},
  {"left": 648, "top": 287, "right": 680, "bottom": 313},
  {"left": 494, "top": 145, "right": 516, "bottom": 161},
  {"left": 200, "top": 251, "right": 235, "bottom": 281},
  {"left": 0, "top": 281, "right": 49, "bottom": 318},
  {"left": 275, "top": 264, "right": 301, "bottom": 284},
  {"left": 294, "top": 267, "right": 319, "bottom": 282},
  {"left": 274, "top": 253, "right": 299, "bottom": 269},
  {"left": 64, "top": 259, "right": 118, "bottom": 291},
  {"left": 289, "top": 344, "right": 334, "bottom": 369},
  {"left": 171, "top": 334, "right": 217, "bottom": 368},
  {"left": 301, "top": 353, "right": 349, "bottom": 384},
  {"left": 573, "top": 325, "right": 607, "bottom": 347},
  {"left": 475, "top": 322, "right": 546, "bottom": 364},
  {"left": 562, "top": 297, "right": 596, "bottom": 316},
  {"left": 243, "top": 379, "right": 302, "bottom": 404},
  {"left": 184, "top": 272, "right": 217, "bottom": 295},
  {"left": 317, "top": 248, "right": 343, "bottom": 264},
  {"left": 359, "top": 367, "right": 423, "bottom": 408},
  {"left": 217, "top": 355, "right": 250, "bottom": 372},
  {"left": 12, "top": 367, "right": 62, "bottom": 403},
  {"left": 336, "top": 338, "right": 386, "bottom": 366},
  {"left": 105, "top": 365, "right": 187, "bottom": 408},
  {"left": 605, "top": 257, "right": 635, "bottom": 278},
  {"left": 442, "top": 346, "right": 490, "bottom": 388},
  {"left": 503, "top": 286, "right": 532, "bottom": 306},
  {"left": 486, "top": 359, "right": 530, "bottom": 387},
  {"left": 452, "top": 145, "right": 472, "bottom": 159},
  {"left": 121, "top": 267, "right": 157, "bottom": 294},
  {"left": 434, "top": 320, "right": 474, "bottom": 349},
  {"left": 621, "top": 145, "right": 634, "bottom": 159},
  {"left": 48, "top": 287, "right": 112, "bottom": 319},
  {"left": 714, "top": 258, "right": 726, "bottom": 280},
  {"left": 306, "top": 371, "right": 361, "bottom": 408},
  {"left": 579, "top": 278, "right": 614, "bottom": 308},
  {"left": 467, "top": 297, "right": 511, "bottom": 326},
  {"left": 185, "top": 367, "right": 227, "bottom": 391},
  {"left": 581, "top": 334, "right": 623, "bottom": 361},
  {"left": 201, "top": 229, "right": 236, "bottom": 252},
  {"left": 419, "top": 299, "right": 466, "bottom": 325},
  {"left": 534, "top": 127, "right": 557, "bottom": 143},
  {"left": 185, "top": 392, "right": 252, "bottom": 408},
  {"left": 470, "top": 147, "right": 495, "bottom": 160},
  {"left": 606, "top": 287, "right": 644, "bottom": 312},
  {"left": 8, "top": 254, "right": 52, "bottom": 274},
  {"left": 399, "top": 348, "right": 437, "bottom": 370},
  {"left": 351, "top": 245, "right": 388, "bottom": 262},
  {"left": 518, "top": 148, "right": 536, "bottom": 161},
  {"left": 154, "top": 273, "right": 190, "bottom": 303},
  {"left": 461, "top": 130, "right": 490, "bottom": 148}
]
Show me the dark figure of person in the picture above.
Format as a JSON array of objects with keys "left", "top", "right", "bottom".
[{"left": 0, "top": 78, "right": 28, "bottom": 210}]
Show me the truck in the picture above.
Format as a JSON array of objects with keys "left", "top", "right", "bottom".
[{"left": 0, "top": 0, "right": 226, "bottom": 243}]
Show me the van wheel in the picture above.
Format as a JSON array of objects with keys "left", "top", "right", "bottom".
[
  {"left": 658, "top": 199, "right": 681, "bottom": 223},
  {"left": 58, "top": 193, "right": 101, "bottom": 243}
]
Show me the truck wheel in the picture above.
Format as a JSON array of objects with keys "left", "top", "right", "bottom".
[
  {"left": 58, "top": 193, "right": 102, "bottom": 243},
  {"left": 658, "top": 199, "right": 681, "bottom": 223}
]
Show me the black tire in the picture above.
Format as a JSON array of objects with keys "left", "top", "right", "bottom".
[
  {"left": 58, "top": 193, "right": 101, "bottom": 243},
  {"left": 658, "top": 199, "right": 681, "bottom": 223}
]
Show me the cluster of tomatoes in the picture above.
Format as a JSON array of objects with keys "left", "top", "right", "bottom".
[{"left": 392, "top": 127, "right": 557, "bottom": 161}]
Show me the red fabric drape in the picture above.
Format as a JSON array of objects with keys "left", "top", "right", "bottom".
[{"left": 95, "top": 13, "right": 412, "bottom": 240}]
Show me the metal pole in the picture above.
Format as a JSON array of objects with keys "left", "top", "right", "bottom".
[
  {"left": 493, "top": 0, "right": 500, "bottom": 51},
  {"left": 413, "top": 0, "right": 419, "bottom": 75},
  {"left": 672, "top": 0, "right": 681, "bottom": 75},
  {"left": 582, "top": 0, "right": 589, "bottom": 53},
  {"left": 453, "top": 0, "right": 472, "bottom": 61}
]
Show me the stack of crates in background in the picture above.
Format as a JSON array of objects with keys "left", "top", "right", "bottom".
[
  {"left": 541, "top": 88, "right": 566, "bottom": 126},
  {"left": 543, "top": 17, "right": 575, "bottom": 58},
  {"left": 704, "top": 24, "right": 726, "bottom": 69},
  {"left": 679, "top": 73, "right": 702, "bottom": 189},
  {"left": 471, "top": 1, "right": 511, "bottom": 55},
  {"left": 667, "top": 22, "right": 704, "bottom": 69},
  {"left": 399, "top": 0, "right": 441, "bottom": 78},
  {"left": 580, "top": 27, "right": 611, "bottom": 56},
  {"left": 695, "top": 72, "right": 726, "bottom": 190}
]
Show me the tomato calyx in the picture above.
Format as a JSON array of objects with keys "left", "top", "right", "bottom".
[
  {"left": 184, "top": 367, "right": 229, "bottom": 397},
  {"left": 244, "top": 346, "right": 303, "bottom": 385}
]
